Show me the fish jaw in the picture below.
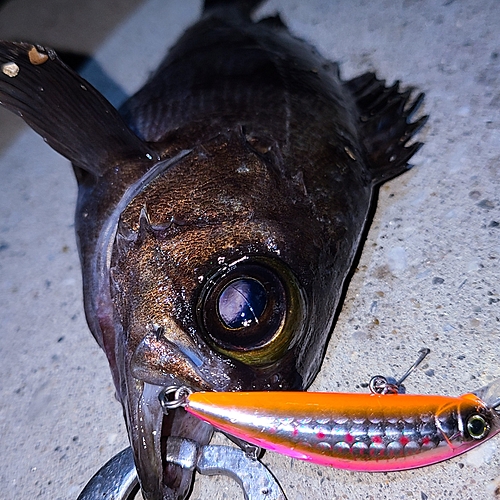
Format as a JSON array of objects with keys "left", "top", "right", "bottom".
[
  {"left": 120, "top": 377, "right": 213, "bottom": 500},
  {"left": 116, "top": 306, "right": 304, "bottom": 499}
]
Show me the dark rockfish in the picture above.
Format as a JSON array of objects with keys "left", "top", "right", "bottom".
[{"left": 0, "top": 1, "right": 425, "bottom": 499}]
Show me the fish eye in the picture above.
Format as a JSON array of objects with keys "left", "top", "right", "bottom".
[
  {"left": 196, "top": 257, "right": 304, "bottom": 366},
  {"left": 217, "top": 277, "right": 267, "bottom": 329},
  {"left": 466, "top": 414, "right": 490, "bottom": 440}
]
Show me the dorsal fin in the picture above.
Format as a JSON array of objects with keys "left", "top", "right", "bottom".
[
  {"left": 256, "top": 14, "right": 287, "bottom": 29},
  {"left": 0, "top": 41, "right": 159, "bottom": 176},
  {"left": 345, "top": 72, "right": 428, "bottom": 184},
  {"left": 203, "top": 0, "right": 264, "bottom": 17}
]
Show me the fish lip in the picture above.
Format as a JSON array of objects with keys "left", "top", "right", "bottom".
[
  {"left": 129, "top": 330, "right": 235, "bottom": 499},
  {"left": 130, "top": 381, "right": 213, "bottom": 500},
  {"left": 128, "top": 382, "right": 163, "bottom": 499}
]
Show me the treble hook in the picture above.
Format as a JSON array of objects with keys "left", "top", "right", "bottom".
[{"left": 369, "top": 347, "right": 430, "bottom": 394}]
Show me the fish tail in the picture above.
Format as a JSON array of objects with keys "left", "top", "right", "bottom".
[{"left": 203, "top": 0, "right": 265, "bottom": 17}]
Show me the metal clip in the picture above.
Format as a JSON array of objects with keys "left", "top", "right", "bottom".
[
  {"left": 77, "top": 439, "right": 287, "bottom": 500},
  {"left": 158, "top": 385, "right": 192, "bottom": 414}
]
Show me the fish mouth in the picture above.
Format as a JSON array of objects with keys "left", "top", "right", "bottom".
[
  {"left": 125, "top": 327, "right": 299, "bottom": 499},
  {"left": 131, "top": 382, "right": 213, "bottom": 500},
  {"left": 125, "top": 329, "right": 250, "bottom": 500}
]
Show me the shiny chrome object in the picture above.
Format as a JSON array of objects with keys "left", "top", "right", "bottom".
[
  {"left": 77, "top": 440, "right": 287, "bottom": 500},
  {"left": 77, "top": 447, "right": 138, "bottom": 500}
]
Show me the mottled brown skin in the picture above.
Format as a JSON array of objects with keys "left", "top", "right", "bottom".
[
  {"left": 112, "top": 132, "right": 363, "bottom": 388},
  {"left": 0, "top": 2, "right": 425, "bottom": 499}
]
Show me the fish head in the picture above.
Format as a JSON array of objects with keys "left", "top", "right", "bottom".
[{"left": 104, "top": 129, "right": 347, "bottom": 498}]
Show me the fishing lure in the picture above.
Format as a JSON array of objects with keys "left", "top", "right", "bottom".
[{"left": 159, "top": 353, "right": 500, "bottom": 472}]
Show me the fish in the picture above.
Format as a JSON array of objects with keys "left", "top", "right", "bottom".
[{"left": 0, "top": 0, "right": 426, "bottom": 498}]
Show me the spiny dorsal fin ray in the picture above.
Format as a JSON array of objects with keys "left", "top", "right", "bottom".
[
  {"left": 345, "top": 72, "right": 427, "bottom": 184},
  {"left": 203, "top": 0, "right": 264, "bottom": 17},
  {"left": 0, "top": 41, "right": 158, "bottom": 176}
]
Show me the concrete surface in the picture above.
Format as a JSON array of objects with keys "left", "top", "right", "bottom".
[{"left": 0, "top": 1, "right": 499, "bottom": 499}]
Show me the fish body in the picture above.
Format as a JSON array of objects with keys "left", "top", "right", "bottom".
[
  {"left": 0, "top": 1, "right": 424, "bottom": 498},
  {"left": 184, "top": 390, "right": 500, "bottom": 471}
]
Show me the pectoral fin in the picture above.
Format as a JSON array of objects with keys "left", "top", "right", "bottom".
[{"left": 0, "top": 41, "right": 158, "bottom": 176}]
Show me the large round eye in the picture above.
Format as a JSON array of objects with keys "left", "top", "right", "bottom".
[
  {"left": 466, "top": 414, "right": 490, "bottom": 440},
  {"left": 217, "top": 278, "right": 267, "bottom": 329},
  {"left": 196, "top": 257, "right": 304, "bottom": 366}
]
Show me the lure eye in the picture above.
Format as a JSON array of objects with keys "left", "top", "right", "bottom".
[
  {"left": 466, "top": 414, "right": 490, "bottom": 440},
  {"left": 197, "top": 257, "right": 304, "bottom": 366}
]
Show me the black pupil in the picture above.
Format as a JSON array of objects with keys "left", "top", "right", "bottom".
[
  {"left": 467, "top": 415, "right": 487, "bottom": 439},
  {"left": 217, "top": 278, "right": 267, "bottom": 329}
]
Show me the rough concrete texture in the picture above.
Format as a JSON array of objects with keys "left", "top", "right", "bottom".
[{"left": 0, "top": 0, "right": 499, "bottom": 499}]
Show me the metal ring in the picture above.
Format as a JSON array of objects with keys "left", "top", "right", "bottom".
[
  {"left": 158, "top": 385, "right": 192, "bottom": 413},
  {"left": 369, "top": 375, "right": 389, "bottom": 394}
]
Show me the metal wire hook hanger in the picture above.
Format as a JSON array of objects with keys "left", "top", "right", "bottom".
[{"left": 369, "top": 347, "right": 431, "bottom": 395}]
